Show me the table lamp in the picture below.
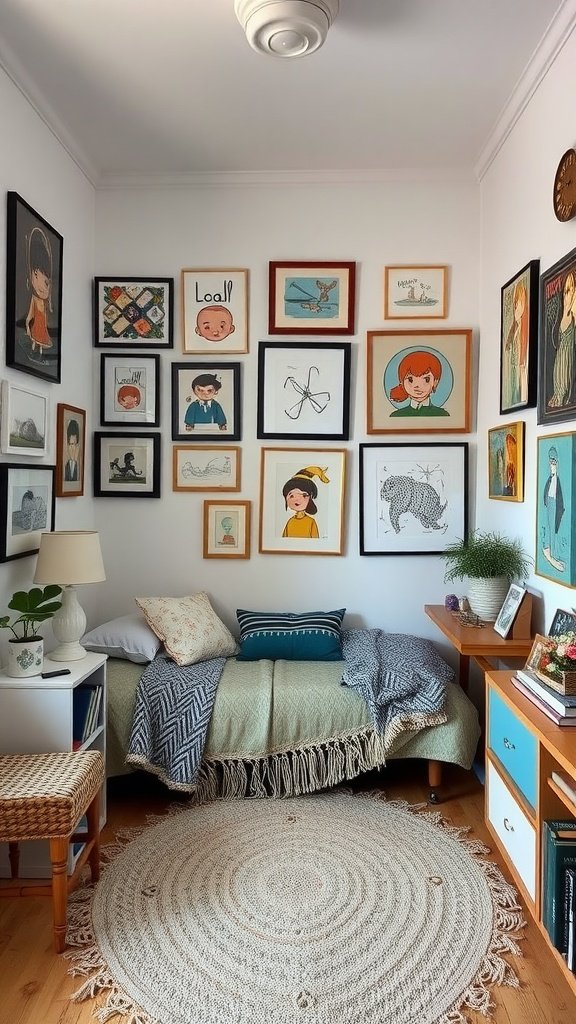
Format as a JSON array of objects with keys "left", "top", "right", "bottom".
[{"left": 33, "top": 531, "right": 106, "bottom": 661}]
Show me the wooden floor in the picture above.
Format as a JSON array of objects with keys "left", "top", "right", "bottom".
[{"left": 1, "top": 763, "right": 576, "bottom": 1024}]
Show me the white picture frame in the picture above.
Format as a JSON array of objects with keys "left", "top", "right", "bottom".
[
  {"left": 493, "top": 583, "right": 526, "bottom": 638},
  {"left": 384, "top": 265, "right": 448, "bottom": 319},
  {"left": 0, "top": 379, "right": 48, "bottom": 457}
]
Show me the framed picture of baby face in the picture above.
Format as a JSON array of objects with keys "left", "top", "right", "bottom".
[
  {"left": 487, "top": 421, "right": 524, "bottom": 502},
  {"left": 203, "top": 500, "right": 251, "bottom": 559},
  {"left": 93, "top": 432, "right": 161, "bottom": 498},
  {"left": 537, "top": 245, "right": 576, "bottom": 425},
  {"left": 171, "top": 362, "right": 241, "bottom": 442},
  {"left": 366, "top": 329, "right": 471, "bottom": 434},
  {"left": 268, "top": 261, "right": 356, "bottom": 335},
  {"left": 100, "top": 353, "right": 160, "bottom": 427},
  {"left": 535, "top": 431, "right": 576, "bottom": 587},
  {"left": 56, "top": 403, "right": 86, "bottom": 497},
  {"left": 5, "top": 192, "right": 63, "bottom": 383},
  {"left": 259, "top": 447, "right": 346, "bottom": 555},
  {"left": 93, "top": 277, "right": 174, "bottom": 348},
  {"left": 499, "top": 260, "right": 539, "bottom": 414},
  {"left": 0, "top": 463, "right": 56, "bottom": 562},
  {"left": 181, "top": 268, "right": 249, "bottom": 354}
]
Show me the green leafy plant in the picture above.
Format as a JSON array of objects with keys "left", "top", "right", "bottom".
[
  {"left": 443, "top": 530, "right": 532, "bottom": 582},
  {"left": 0, "top": 586, "right": 62, "bottom": 641}
]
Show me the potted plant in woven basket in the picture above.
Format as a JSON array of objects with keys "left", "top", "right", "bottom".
[
  {"left": 443, "top": 530, "right": 532, "bottom": 621},
  {"left": 0, "top": 585, "right": 62, "bottom": 678}
]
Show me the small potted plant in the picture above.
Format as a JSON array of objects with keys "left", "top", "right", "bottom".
[
  {"left": 0, "top": 585, "right": 62, "bottom": 678},
  {"left": 443, "top": 530, "right": 532, "bottom": 621}
]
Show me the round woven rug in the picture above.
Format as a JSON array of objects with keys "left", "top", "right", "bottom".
[{"left": 68, "top": 791, "right": 525, "bottom": 1024}]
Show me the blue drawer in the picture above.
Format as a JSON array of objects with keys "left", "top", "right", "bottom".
[{"left": 488, "top": 688, "right": 537, "bottom": 809}]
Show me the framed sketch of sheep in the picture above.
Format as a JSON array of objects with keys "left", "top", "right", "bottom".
[
  {"left": 359, "top": 443, "right": 468, "bottom": 555},
  {"left": 0, "top": 463, "right": 55, "bottom": 562}
]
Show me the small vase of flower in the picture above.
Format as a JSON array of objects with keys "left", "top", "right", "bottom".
[{"left": 536, "top": 632, "right": 576, "bottom": 696}]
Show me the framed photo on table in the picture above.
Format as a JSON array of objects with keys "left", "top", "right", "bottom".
[
  {"left": 537, "top": 246, "right": 576, "bottom": 425},
  {"left": 181, "top": 268, "right": 248, "bottom": 354},
  {"left": 268, "top": 261, "right": 355, "bottom": 335},
  {"left": 56, "top": 403, "right": 85, "bottom": 497},
  {"left": 0, "top": 463, "right": 55, "bottom": 562},
  {"left": 93, "top": 277, "right": 174, "bottom": 347},
  {"left": 93, "top": 432, "right": 161, "bottom": 498},
  {"left": 171, "top": 362, "right": 241, "bottom": 442},
  {"left": 0, "top": 379, "right": 48, "bottom": 457},
  {"left": 384, "top": 265, "right": 448, "bottom": 319},
  {"left": 257, "top": 341, "right": 350, "bottom": 440},
  {"left": 499, "top": 260, "right": 539, "bottom": 414},
  {"left": 548, "top": 607, "right": 576, "bottom": 638},
  {"left": 493, "top": 584, "right": 526, "bottom": 638},
  {"left": 259, "top": 447, "right": 346, "bottom": 555},
  {"left": 172, "top": 445, "right": 241, "bottom": 492},
  {"left": 100, "top": 353, "right": 160, "bottom": 427},
  {"left": 487, "top": 421, "right": 524, "bottom": 502},
  {"left": 203, "top": 500, "right": 251, "bottom": 559}
]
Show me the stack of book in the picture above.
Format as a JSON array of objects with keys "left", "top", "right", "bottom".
[
  {"left": 512, "top": 667, "right": 576, "bottom": 727},
  {"left": 72, "top": 684, "right": 102, "bottom": 749},
  {"left": 542, "top": 820, "right": 576, "bottom": 972}
]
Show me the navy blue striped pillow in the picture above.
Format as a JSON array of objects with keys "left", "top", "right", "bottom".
[{"left": 236, "top": 608, "right": 345, "bottom": 661}]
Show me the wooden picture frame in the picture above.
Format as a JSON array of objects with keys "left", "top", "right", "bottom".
[
  {"left": 367, "top": 329, "right": 471, "bottom": 434},
  {"left": 5, "top": 192, "right": 63, "bottom": 383},
  {"left": 535, "top": 430, "right": 576, "bottom": 587},
  {"left": 537, "top": 246, "right": 576, "bottom": 425},
  {"left": 93, "top": 432, "right": 161, "bottom": 498},
  {"left": 488, "top": 421, "right": 525, "bottom": 502},
  {"left": 181, "top": 268, "right": 249, "bottom": 354},
  {"left": 100, "top": 353, "right": 160, "bottom": 427},
  {"left": 172, "top": 445, "right": 241, "bottom": 492},
  {"left": 203, "top": 500, "right": 251, "bottom": 559},
  {"left": 56, "top": 403, "right": 86, "bottom": 497},
  {"left": 359, "top": 442, "right": 468, "bottom": 555},
  {"left": 257, "top": 341, "right": 350, "bottom": 440},
  {"left": 0, "top": 463, "right": 56, "bottom": 562},
  {"left": 259, "top": 447, "right": 346, "bottom": 555},
  {"left": 493, "top": 583, "right": 527, "bottom": 638},
  {"left": 499, "top": 260, "right": 539, "bottom": 414},
  {"left": 384, "top": 265, "right": 448, "bottom": 319},
  {"left": 268, "top": 261, "right": 355, "bottom": 335},
  {"left": 171, "top": 362, "right": 241, "bottom": 442},
  {"left": 0, "top": 379, "right": 48, "bottom": 457},
  {"left": 93, "top": 277, "right": 174, "bottom": 348}
]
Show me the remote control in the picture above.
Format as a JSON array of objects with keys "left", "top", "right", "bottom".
[{"left": 41, "top": 668, "right": 72, "bottom": 678}]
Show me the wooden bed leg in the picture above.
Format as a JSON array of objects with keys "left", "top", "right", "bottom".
[{"left": 427, "top": 760, "right": 442, "bottom": 804}]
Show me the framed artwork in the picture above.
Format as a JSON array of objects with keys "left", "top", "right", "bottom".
[
  {"left": 366, "top": 329, "right": 471, "bottom": 434},
  {"left": 268, "top": 261, "right": 356, "bottom": 335},
  {"left": 259, "top": 447, "right": 346, "bottom": 555},
  {"left": 499, "top": 260, "right": 539, "bottom": 414},
  {"left": 93, "top": 432, "right": 161, "bottom": 498},
  {"left": 93, "top": 277, "right": 174, "bottom": 348},
  {"left": 172, "top": 445, "right": 241, "bottom": 492},
  {"left": 203, "top": 500, "right": 251, "bottom": 559},
  {"left": 0, "top": 379, "right": 48, "bottom": 457},
  {"left": 100, "top": 353, "right": 160, "bottom": 427},
  {"left": 359, "top": 442, "right": 468, "bottom": 555},
  {"left": 525, "top": 634, "right": 555, "bottom": 676},
  {"left": 171, "top": 362, "right": 241, "bottom": 442},
  {"left": 0, "top": 463, "right": 55, "bottom": 562},
  {"left": 56, "top": 403, "right": 86, "bottom": 497},
  {"left": 537, "top": 245, "right": 576, "bottom": 425},
  {"left": 487, "top": 421, "right": 524, "bottom": 502},
  {"left": 548, "top": 608, "right": 576, "bottom": 637},
  {"left": 493, "top": 584, "right": 526, "bottom": 638},
  {"left": 257, "top": 341, "right": 350, "bottom": 440},
  {"left": 5, "top": 192, "right": 63, "bottom": 383},
  {"left": 535, "top": 431, "right": 576, "bottom": 587},
  {"left": 384, "top": 265, "right": 448, "bottom": 319},
  {"left": 181, "top": 268, "right": 249, "bottom": 354}
]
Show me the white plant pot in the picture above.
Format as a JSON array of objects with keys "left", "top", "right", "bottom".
[
  {"left": 466, "top": 576, "right": 510, "bottom": 622},
  {"left": 5, "top": 637, "right": 44, "bottom": 678}
]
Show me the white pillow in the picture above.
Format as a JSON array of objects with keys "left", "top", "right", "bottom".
[
  {"left": 82, "top": 613, "right": 161, "bottom": 664},
  {"left": 135, "top": 592, "right": 237, "bottom": 666}
]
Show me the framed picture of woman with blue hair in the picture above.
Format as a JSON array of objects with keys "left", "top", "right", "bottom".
[{"left": 535, "top": 431, "right": 576, "bottom": 586}]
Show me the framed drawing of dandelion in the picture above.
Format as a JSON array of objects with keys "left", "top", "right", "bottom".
[{"left": 257, "top": 342, "right": 350, "bottom": 440}]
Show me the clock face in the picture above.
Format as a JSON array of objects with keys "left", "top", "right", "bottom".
[{"left": 553, "top": 147, "right": 576, "bottom": 222}]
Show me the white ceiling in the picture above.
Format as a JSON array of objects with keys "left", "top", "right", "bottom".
[{"left": 0, "top": 0, "right": 568, "bottom": 185}]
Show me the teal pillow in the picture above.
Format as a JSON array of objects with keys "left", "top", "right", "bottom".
[{"left": 236, "top": 608, "right": 345, "bottom": 661}]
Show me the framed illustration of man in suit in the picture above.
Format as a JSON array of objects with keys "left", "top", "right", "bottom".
[{"left": 56, "top": 403, "right": 85, "bottom": 497}]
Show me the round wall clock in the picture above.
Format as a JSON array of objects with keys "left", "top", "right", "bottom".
[{"left": 553, "top": 147, "right": 576, "bottom": 221}]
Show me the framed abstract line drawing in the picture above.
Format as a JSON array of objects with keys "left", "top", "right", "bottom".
[
  {"left": 367, "top": 329, "right": 471, "bottom": 434},
  {"left": 203, "top": 500, "right": 251, "bottom": 559},
  {"left": 257, "top": 341, "right": 350, "bottom": 440},
  {"left": 0, "top": 463, "right": 56, "bottom": 562},
  {"left": 268, "top": 261, "right": 356, "bottom": 335},
  {"left": 487, "top": 421, "right": 524, "bottom": 502},
  {"left": 56, "top": 403, "right": 86, "bottom": 497},
  {"left": 171, "top": 362, "right": 241, "bottom": 442},
  {"left": 5, "top": 191, "right": 63, "bottom": 383},
  {"left": 0, "top": 379, "right": 48, "bottom": 457},
  {"left": 535, "top": 431, "right": 576, "bottom": 587},
  {"left": 172, "top": 445, "right": 241, "bottom": 492},
  {"left": 181, "top": 268, "right": 249, "bottom": 354},
  {"left": 93, "top": 277, "right": 174, "bottom": 347},
  {"left": 499, "top": 260, "right": 539, "bottom": 414},
  {"left": 384, "top": 265, "right": 448, "bottom": 319},
  {"left": 100, "top": 353, "right": 160, "bottom": 427},
  {"left": 359, "top": 442, "right": 468, "bottom": 555},
  {"left": 259, "top": 447, "right": 346, "bottom": 555},
  {"left": 537, "top": 245, "right": 576, "bottom": 425},
  {"left": 93, "top": 432, "right": 161, "bottom": 498}
]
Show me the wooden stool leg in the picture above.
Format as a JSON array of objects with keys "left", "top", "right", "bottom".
[
  {"left": 8, "top": 842, "right": 20, "bottom": 879},
  {"left": 428, "top": 759, "right": 442, "bottom": 804},
  {"left": 86, "top": 789, "right": 101, "bottom": 883},
  {"left": 49, "top": 837, "right": 69, "bottom": 953}
]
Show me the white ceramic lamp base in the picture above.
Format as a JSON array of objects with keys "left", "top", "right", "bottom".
[{"left": 50, "top": 585, "right": 88, "bottom": 661}]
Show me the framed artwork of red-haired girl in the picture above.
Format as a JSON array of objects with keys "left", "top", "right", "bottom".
[{"left": 499, "top": 260, "right": 539, "bottom": 415}]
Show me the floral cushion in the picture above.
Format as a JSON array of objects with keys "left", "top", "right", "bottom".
[{"left": 135, "top": 593, "right": 237, "bottom": 666}]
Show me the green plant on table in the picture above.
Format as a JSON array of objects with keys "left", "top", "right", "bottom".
[
  {"left": 443, "top": 530, "right": 532, "bottom": 582},
  {"left": 0, "top": 585, "right": 62, "bottom": 640}
]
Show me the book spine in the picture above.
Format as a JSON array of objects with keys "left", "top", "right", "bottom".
[
  {"left": 516, "top": 669, "right": 576, "bottom": 714},
  {"left": 566, "top": 868, "right": 576, "bottom": 971},
  {"left": 543, "top": 823, "right": 576, "bottom": 952},
  {"left": 512, "top": 678, "right": 563, "bottom": 724}
]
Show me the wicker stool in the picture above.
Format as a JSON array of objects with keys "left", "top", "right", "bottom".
[{"left": 0, "top": 750, "right": 104, "bottom": 952}]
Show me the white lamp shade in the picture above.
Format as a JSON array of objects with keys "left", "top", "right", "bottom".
[{"left": 33, "top": 531, "right": 106, "bottom": 586}]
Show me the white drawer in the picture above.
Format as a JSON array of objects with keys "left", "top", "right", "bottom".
[{"left": 487, "top": 758, "right": 536, "bottom": 902}]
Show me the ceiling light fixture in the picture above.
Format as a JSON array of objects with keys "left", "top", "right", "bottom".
[{"left": 234, "top": 0, "right": 339, "bottom": 58}]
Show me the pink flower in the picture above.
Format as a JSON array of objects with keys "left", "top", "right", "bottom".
[{"left": 566, "top": 643, "right": 576, "bottom": 661}]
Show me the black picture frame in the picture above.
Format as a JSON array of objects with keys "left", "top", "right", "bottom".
[
  {"left": 93, "top": 277, "right": 174, "bottom": 348},
  {"left": 100, "top": 353, "right": 160, "bottom": 427},
  {"left": 93, "top": 432, "right": 161, "bottom": 498},
  {"left": 257, "top": 341, "right": 350, "bottom": 440},
  {"left": 499, "top": 259, "right": 539, "bottom": 414},
  {"left": 5, "top": 192, "right": 63, "bottom": 383},
  {"left": 549, "top": 608, "right": 576, "bottom": 637},
  {"left": 171, "top": 362, "right": 241, "bottom": 442},
  {"left": 537, "top": 245, "right": 576, "bottom": 425},
  {"left": 0, "top": 463, "right": 56, "bottom": 562}
]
